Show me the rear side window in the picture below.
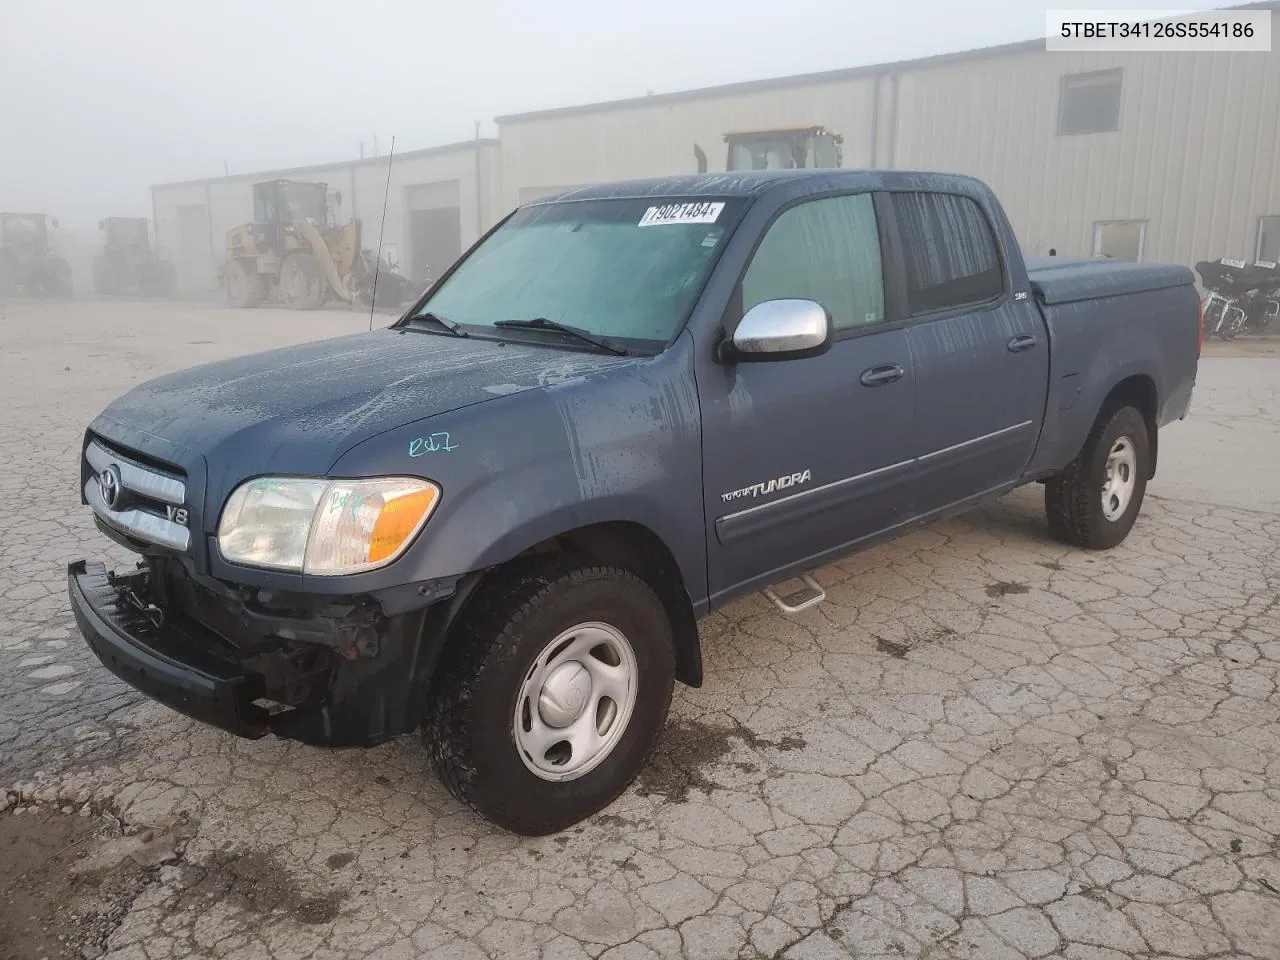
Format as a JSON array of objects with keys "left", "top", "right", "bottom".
[
  {"left": 741, "top": 193, "right": 885, "bottom": 331},
  {"left": 891, "top": 192, "right": 1005, "bottom": 315}
]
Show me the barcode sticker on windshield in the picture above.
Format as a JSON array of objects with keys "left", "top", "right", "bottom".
[{"left": 638, "top": 202, "right": 724, "bottom": 227}]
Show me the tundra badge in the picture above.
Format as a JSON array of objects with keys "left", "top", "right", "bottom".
[{"left": 721, "top": 469, "right": 812, "bottom": 504}]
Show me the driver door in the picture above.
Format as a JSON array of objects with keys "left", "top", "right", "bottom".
[{"left": 696, "top": 192, "right": 919, "bottom": 605}]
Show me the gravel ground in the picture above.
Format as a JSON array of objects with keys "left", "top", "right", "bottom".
[{"left": 0, "top": 297, "right": 1277, "bottom": 960}]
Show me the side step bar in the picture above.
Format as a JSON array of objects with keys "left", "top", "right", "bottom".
[{"left": 762, "top": 574, "right": 826, "bottom": 615}]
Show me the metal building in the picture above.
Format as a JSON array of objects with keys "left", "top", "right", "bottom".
[
  {"left": 151, "top": 139, "right": 499, "bottom": 295},
  {"left": 497, "top": 5, "right": 1280, "bottom": 269},
  {"left": 152, "top": 5, "right": 1279, "bottom": 296}
]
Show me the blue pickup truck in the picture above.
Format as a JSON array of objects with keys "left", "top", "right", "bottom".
[{"left": 69, "top": 171, "right": 1201, "bottom": 834}]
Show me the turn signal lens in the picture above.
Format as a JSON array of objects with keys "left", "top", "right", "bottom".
[{"left": 368, "top": 487, "right": 439, "bottom": 563}]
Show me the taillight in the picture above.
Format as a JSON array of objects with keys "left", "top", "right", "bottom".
[{"left": 1196, "top": 297, "right": 1204, "bottom": 358}]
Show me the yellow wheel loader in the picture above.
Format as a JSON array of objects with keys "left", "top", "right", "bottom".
[
  {"left": 0, "top": 213, "right": 73, "bottom": 297},
  {"left": 223, "top": 180, "right": 410, "bottom": 311},
  {"left": 694, "top": 127, "right": 844, "bottom": 173},
  {"left": 92, "top": 217, "right": 177, "bottom": 296}
]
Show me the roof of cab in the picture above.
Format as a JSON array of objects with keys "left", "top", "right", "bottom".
[{"left": 526, "top": 169, "right": 989, "bottom": 206}]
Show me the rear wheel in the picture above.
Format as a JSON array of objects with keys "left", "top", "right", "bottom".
[
  {"left": 92, "top": 257, "right": 110, "bottom": 295},
  {"left": 1, "top": 253, "right": 19, "bottom": 296},
  {"left": 1045, "top": 405, "right": 1150, "bottom": 550},
  {"left": 142, "top": 260, "right": 178, "bottom": 297},
  {"left": 45, "top": 258, "right": 73, "bottom": 297},
  {"left": 226, "top": 258, "right": 265, "bottom": 308},
  {"left": 280, "top": 252, "right": 326, "bottom": 310},
  {"left": 425, "top": 563, "right": 676, "bottom": 835},
  {"left": 156, "top": 260, "right": 178, "bottom": 297}
]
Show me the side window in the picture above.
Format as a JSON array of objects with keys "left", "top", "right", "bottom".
[
  {"left": 891, "top": 192, "right": 1005, "bottom": 315},
  {"left": 741, "top": 193, "right": 885, "bottom": 331}
]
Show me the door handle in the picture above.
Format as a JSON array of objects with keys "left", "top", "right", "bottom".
[
  {"left": 859, "top": 363, "right": 905, "bottom": 387},
  {"left": 1007, "top": 335, "right": 1038, "bottom": 352}
]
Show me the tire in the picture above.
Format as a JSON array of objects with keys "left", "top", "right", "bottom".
[
  {"left": 40, "top": 258, "right": 73, "bottom": 297},
  {"left": 1, "top": 254, "right": 19, "bottom": 296},
  {"left": 226, "top": 258, "right": 265, "bottom": 308},
  {"left": 1203, "top": 300, "right": 1225, "bottom": 339},
  {"left": 1045, "top": 405, "right": 1150, "bottom": 550},
  {"left": 155, "top": 260, "right": 178, "bottom": 297},
  {"left": 280, "top": 252, "right": 326, "bottom": 310},
  {"left": 425, "top": 563, "right": 676, "bottom": 835},
  {"left": 92, "top": 257, "right": 110, "bottom": 295}
]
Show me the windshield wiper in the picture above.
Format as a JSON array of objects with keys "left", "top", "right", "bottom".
[
  {"left": 493, "top": 318, "right": 629, "bottom": 355},
  {"left": 405, "top": 311, "right": 468, "bottom": 338}
]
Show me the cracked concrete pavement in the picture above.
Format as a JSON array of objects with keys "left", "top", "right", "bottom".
[{"left": 1, "top": 299, "right": 1278, "bottom": 960}]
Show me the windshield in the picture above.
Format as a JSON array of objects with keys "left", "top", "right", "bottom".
[
  {"left": 728, "top": 137, "right": 807, "bottom": 170},
  {"left": 282, "top": 183, "right": 327, "bottom": 222},
  {"left": 109, "top": 219, "right": 145, "bottom": 243},
  {"left": 412, "top": 197, "right": 742, "bottom": 349}
]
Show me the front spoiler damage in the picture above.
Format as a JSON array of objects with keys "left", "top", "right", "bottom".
[{"left": 68, "top": 559, "right": 468, "bottom": 747}]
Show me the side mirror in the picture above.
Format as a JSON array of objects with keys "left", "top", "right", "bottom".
[
  {"left": 51, "top": 218, "right": 59, "bottom": 229},
  {"left": 334, "top": 190, "right": 343, "bottom": 205},
  {"left": 98, "top": 220, "right": 105, "bottom": 230},
  {"left": 722, "top": 298, "right": 832, "bottom": 363}
]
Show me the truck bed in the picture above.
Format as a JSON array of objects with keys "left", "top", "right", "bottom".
[
  {"left": 1020, "top": 256, "right": 1200, "bottom": 481},
  {"left": 1026, "top": 257, "right": 1193, "bottom": 305}
]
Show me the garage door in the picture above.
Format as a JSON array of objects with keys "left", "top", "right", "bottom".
[
  {"left": 405, "top": 181, "right": 461, "bottom": 283},
  {"left": 176, "top": 204, "right": 212, "bottom": 294}
]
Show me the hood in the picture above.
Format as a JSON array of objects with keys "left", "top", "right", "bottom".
[{"left": 92, "top": 328, "right": 639, "bottom": 481}]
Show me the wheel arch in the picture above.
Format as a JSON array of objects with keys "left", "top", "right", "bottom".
[
  {"left": 1099, "top": 373, "right": 1159, "bottom": 477},
  {"left": 434, "top": 520, "right": 702, "bottom": 690}
]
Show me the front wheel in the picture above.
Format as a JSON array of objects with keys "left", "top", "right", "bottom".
[
  {"left": 425, "top": 564, "right": 676, "bottom": 835},
  {"left": 226, "top": 259, "right": 265, "bottom": 307},
  {"left": 45, "top": 258, "right": 73, "bottom": 297},
  {"left": 1045, "top": 405, "right": 1150, "bottom": 550},
  {"left": 280, "top": 252, "right": 326, "bottom": 310}
]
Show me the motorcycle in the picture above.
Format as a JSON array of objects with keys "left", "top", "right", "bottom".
[{"left": 1195, "top": 257, "right": 1280, "bottom": 340}]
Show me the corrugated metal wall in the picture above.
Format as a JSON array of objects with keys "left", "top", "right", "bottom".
[
  {"left": 500, "top": 11, "right": 1279, "bottom": 270},
  {"left": 154, "top": 13, "right": 1279, "bottom": 289},
  {"left": 892, "top": 28, "right": 1280, "bottom": 267},
  {"left": 498, "top": 78, "right": 877, "bottom": 211},
  {"left": 152, "top": 144, "right": 501, "bottom": 295}
]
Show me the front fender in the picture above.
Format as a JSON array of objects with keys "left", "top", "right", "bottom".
[{"left": 326, "top": 340, "right": 708, "bottom": 604}]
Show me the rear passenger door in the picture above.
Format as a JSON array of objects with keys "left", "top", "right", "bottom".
[
  {"left": 698, "top": 192, "right": 918, "bottom": 603},
  {"left": 888, "top": 191, "right": 1049, "bottom": 515}
]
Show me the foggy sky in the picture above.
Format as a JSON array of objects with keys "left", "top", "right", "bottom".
[{"left": 0, "top": 0, "right": 1241, "bottom": 233}]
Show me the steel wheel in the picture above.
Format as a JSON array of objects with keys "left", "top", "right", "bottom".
[
  {"left": 1101, "top": 436, "right": 1137, "bottom": 521},
  {"left": 514, "top": 621, "right": 638, "bottom": 782}
]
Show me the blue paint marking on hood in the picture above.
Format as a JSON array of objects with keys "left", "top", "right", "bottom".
[{"left": 92, "top": 329, "right": 640, "bottom": 481}]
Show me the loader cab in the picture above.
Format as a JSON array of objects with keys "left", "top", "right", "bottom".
[
  {"left": 1, "top": 213, "right": 52, "bottom": 254},
  {"left": 724, "top": 127, "right": 843, "bottom": 171},
  {"left": 100, "top": 217, "right": 150, "bottom": 254},
  {"left": 252, "top": 180, "right": 329, "bottom": 248}
]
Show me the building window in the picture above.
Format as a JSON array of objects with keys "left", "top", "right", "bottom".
[
  {"left": 1058, "top": 69, "right": 1123, "bottom": 135},
  {"left": 1093, "top": 220, "right": 1146, "bottom": 261},
  {"left": 1257, "top": 216, "right": 1280, "bottom": 264}
]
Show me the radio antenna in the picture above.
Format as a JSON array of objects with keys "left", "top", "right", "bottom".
[{"left": 369, "top": 135, "right": 396, "bottom": 331}]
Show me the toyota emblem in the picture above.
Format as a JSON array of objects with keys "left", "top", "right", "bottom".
[{"left": 99, "top": 464, "right": 123, "bottom": 509}]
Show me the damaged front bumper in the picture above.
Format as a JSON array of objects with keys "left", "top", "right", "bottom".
[{"left": 67, "top": 558, "right": 469, "bottom": 747}]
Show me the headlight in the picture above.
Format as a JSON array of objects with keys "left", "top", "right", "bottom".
[{"left": 217, "top": 477, "right": 440, "bottom": 575}]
